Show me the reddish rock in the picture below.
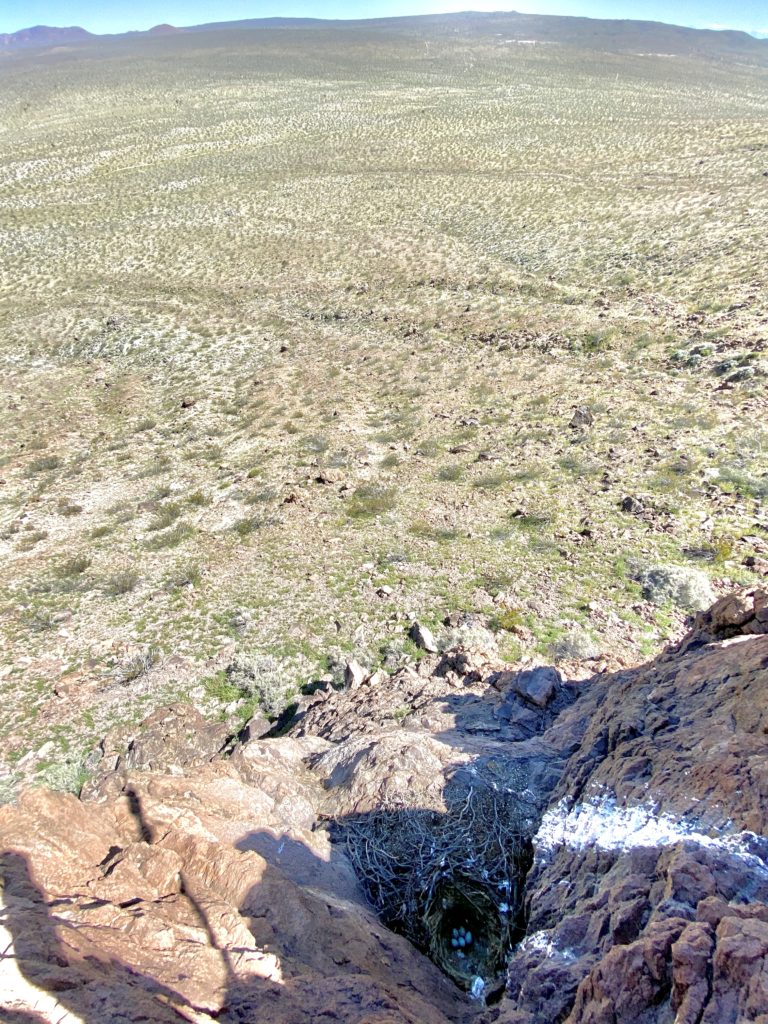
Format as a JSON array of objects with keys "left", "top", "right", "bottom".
[
  {"left": 497, "top": 589, "right": 768, "bottom": 1024},
  {"left": 1, "top": 588, "right": 767, "bottom": 1023}
]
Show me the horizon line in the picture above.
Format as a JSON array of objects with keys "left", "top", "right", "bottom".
[{"left": 3, "top": 9, "right": 768, "bottom": 41}]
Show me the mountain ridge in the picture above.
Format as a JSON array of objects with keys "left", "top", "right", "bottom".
[{"left": 1, "top": 11, "right": 767, "bottom": 60}]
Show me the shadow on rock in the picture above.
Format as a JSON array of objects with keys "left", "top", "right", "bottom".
[{"left": 0, "top": 848, "right": 196, "bottom": 1023}]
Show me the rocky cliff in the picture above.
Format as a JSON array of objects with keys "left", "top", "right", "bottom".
[{"left": 1, "top": 589, "right": 766, "bottom": 1023}]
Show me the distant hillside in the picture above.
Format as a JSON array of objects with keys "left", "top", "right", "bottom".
[
  {"left": 145, "top": 24, "right": 183, "bottom": 35},
  {"left": 1, "top": 11, "right": 766, "bottom": 62},
  {"left": 0, "top": 24, "right": 93, "bottom": 51}
]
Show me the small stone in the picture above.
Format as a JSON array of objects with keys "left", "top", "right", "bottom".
[
  {"left": 315, "top": 469, "right": 340, "bottom": 485},
  {"left": 741, "top": 536, "right": 766, "bottom": 550},
  {"left": 621, "top": 495, "right": 644, "bottom": 514},
  {"left": 569, "top": 406, "right": 594, "bottom": 429},
  {"left": 344, "top": 660, "right": 366, "bottom": 690},
  {"left": 512, "top": 666, "right": 563, "bottom": 708},
  {"left": 409, "top": 621, "right": 438, "bottom": 653},
  {"left": 240, "top": 715, "right": 272, "bottom": 742}
]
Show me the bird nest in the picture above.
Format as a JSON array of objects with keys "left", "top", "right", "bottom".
[{"left": 336, "top": 757, "right": 535, "bottom": 989}]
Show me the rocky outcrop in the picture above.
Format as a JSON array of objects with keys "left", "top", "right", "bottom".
[
  {"left": 0, "top": 735, "right": 470, "bottom": 1023},
  {"left": 1, "top": 590, "right": 766, "bottom": 1023},
  {"left": 497, "top": 589, "right": 768, "bottom": 1024}
]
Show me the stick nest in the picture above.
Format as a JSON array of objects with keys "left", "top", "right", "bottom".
[{"left": 335, "top": 756, "right": 536, "bottom": 987}]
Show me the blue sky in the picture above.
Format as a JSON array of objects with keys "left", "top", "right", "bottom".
[{"left": 2, "top": 0, "right": 767, "bottom": 37}]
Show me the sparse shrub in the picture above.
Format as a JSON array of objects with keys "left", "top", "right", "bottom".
[
  {"left": 346, "top": 484, "right": 397, "bottom": 519},
  {"left": 114, "top": 647, "right": 160, "bottom": 684},
  {"left": 138, "top": 455, "right": 172, "bottom": 478},
  {"left": 549, "top": 626, "right": 598, "bottom": 662},
  {"left": 246, "top": 487, "right": 279, "bottom": 505},
  {"left": 109, "top": 503, "right": 136, "bottom": 524},
  {"left": 164, "top": 561, "right": 202, "bottom": 591},
  {"left": 16, "top": 529, "right": 48, "bottom": 550},
  {"left": 36, "top": 756, "right": 91, "bottom": 795},
  {"left": 439, "top": 622, "right": 498, "bottom": 653},
  {"left": 437, "top": 463, "right": 464, "bottom": 482},
  {"left": 104, "top": 569, "right": 140, "bottom": 596},
  {"left": 147, "top": 501, "right": 183, "bottom": 531},
  {"left": 511, "top": 465, "right": 544, "bottom": 483},
  {"left": 56, "top": 554, "right": 91, "bottom": 578},
  {"left": 26, "top": 455, "right": 60, "bottom": 475},
  {"left": 715, "top": 466, "right": 768, "bottom": 500},
  {"left": 232, "top": 515, "right": 262, "bottom": 538},
  {"left": 711, "top": 535, "right": 736, "bottom": 564},
  {"left": 473, "top": 471, "right": 509, "bottom": 490},
  {"left": 558, "top": 454, "right": 600, "bottom": 478},
  {"left": 24, "top": 607, "right": 57, "bottom": 633},
  {"left": 488, "top": 608, "right": 526, "bottom": 633},
  {"left": 196, "top": 443, "right": 224, "bottom": 464},
  {"left": 379, "top": 636, "right": 411, "bottom": 672},
  {"left": 187, "top": 489, "right": 210, "bottom": 506},
  {"left": 225, "top": 653, "right": 291, "bottom": 718},
  {"left": 570, "top": 329, "right": 613, "bottom": 353},
  {"left": 202, "top": 670, "right": 240, "bottom": 704},
  {"left": 477, "top": 571, "right": 514, "bottom": 597},
  {"left": 409, "top": 520, "right": 460, "bottom": 541},
  {"left": 57, "top": 500, "right": 83, "bottom": 517},
  {"left": 303, "top": 434, "right": 329, "bottom": 454},
  {"left": 145, "top": 522, "right": 194, "bottom": 549},
  {"left": 634, "top": 564, "right": 714, "bottom": 612}
]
